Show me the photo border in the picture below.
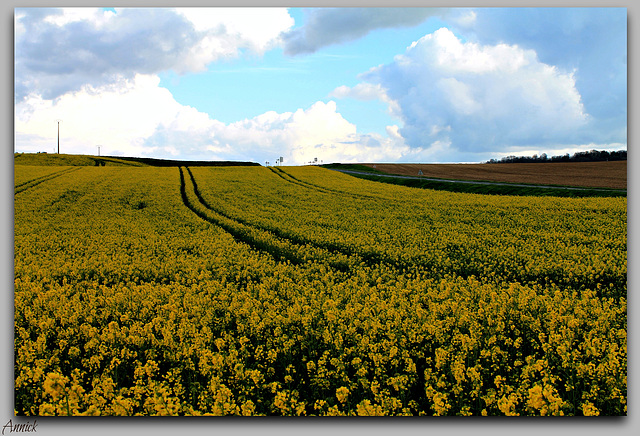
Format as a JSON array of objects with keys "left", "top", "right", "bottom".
[{"left": 4, "top": 1, "right": 636, "bottom": 435}]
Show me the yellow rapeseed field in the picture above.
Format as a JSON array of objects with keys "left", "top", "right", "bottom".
[{"left": 14, "top": 164, "right": 626, "bottom": 416}]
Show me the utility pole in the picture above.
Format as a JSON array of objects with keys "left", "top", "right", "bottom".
[{"left": 55, "top": 119, "right": 62, "bottom": 154}]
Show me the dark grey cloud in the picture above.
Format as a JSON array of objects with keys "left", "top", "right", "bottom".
[
  {"left": 16, "top": 7, "right": 295, "bottom": 103},
  {"left": 15, "top": 8, "right": 202, "bottom": 101},
  {"left": 282, "top": 7, "right": 442, "bottom": 55}
]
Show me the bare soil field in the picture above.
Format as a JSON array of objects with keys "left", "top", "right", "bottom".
[{"left": 362, "top": 161, "right": 627, "bottom": 189}]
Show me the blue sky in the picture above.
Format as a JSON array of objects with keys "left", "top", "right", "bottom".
[
  {"left": 157, "top": 10, "right": 453, "bottom": 135},
  {"left": 14, "top": 7, "right": 627, "bottom": 164}
]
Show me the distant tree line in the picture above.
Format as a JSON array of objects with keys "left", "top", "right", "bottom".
[{"left": 487, "top": 149, "right": 627, "bottom": 164}]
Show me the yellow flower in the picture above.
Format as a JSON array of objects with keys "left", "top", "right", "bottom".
[
  {"left": 528, "top": 385, "right": 545, "bottom": 411},
  {"left": 582, "top": 401, "right": 600, "bottom": 416},
  {"left": 43, "top": 372, "right": 68, "bottom": 401},
  {"left": 241, "top": 400, "right": 256, "bottom": 416},
  {"left": 432, "top": 392, "right": 451, "bottom": 416},
  {"left": 336, "top": 386, "right": 350, "bottom": 404},
  {"left": 497, "top": 394, "right": 519, "bottom": 416},
  {"left": 356, "top": 400, "right": 384, "bottom": 416}
]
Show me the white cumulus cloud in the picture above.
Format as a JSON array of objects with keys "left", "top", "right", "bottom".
[
  {"left": 329, "top": 83, "right": 402, "bottom": 120},
  {"left": 459, "top": 7, "right": 627, "bottom": 149},
  {"left": 15, "top": 73, "right": 416, "bottom": 165},
  {"left": 205, "top": 101, "right": 413, "bottom": 164},
  {"left": 176, "top": 7, "right": 293, "bottom": 55},
  {"left": 14, "top": 74, "right": 207, "bottom": 157},
  {"left": 355, "top": 27, "right": 589, "bottom": 157}
]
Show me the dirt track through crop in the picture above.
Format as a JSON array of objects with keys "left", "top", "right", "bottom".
[
  {"left": 14, "top": 167, "right": 81, "bottom": 195},
  {"left": 268, "top": 167, "right": 377, "bottom": 200},
  {"left": 180, "top": 167, "right": 357, "bottom": 271},
  {"left": 178, "top": 167, "right": 612, "bottom": 289},
  {"left": 180, "top": 167, "right": 416, "bottom": 277}
]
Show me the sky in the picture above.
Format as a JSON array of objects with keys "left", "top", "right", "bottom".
[{"left": 14, "top": 7, "right": 627, "bottom": 165}]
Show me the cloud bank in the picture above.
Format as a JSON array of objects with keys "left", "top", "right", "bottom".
[
  {"left": 457, "top": 7, "right": 627, "bottom": 146},
  {"left": 15, "top": 73, "right": 413, "bottom": 165},
  {"left": 337, "top": 27, "right": 594, "bottom": 158},
  {"left": 15, "top": 7, "right": 626, "bottom": 164},
  {"left": 15, "top": 7, "right": 294, "bottom": 101},
  {"left": 16, "top": 7, "right": 419, "bottom": 164}
]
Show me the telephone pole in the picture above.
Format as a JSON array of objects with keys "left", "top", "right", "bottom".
[{"left": 55, "top": 119, "right": 62, "bottom": 154}]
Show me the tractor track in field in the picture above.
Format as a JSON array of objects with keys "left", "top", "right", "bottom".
[
  {"left": 179, "top": 166, "right": 373, "bottom": 272},
  {"left": 267, "top": 167, "right": 379, "bottom": 200},
  {"left": 14, "top": 167, "right": 82, "bottom": 195},
  {"left": 180, "top": 166, "right": 502, "bottom": 278},
  {"left": 178, "top": 166, "right": 626, "bottom": 296}
]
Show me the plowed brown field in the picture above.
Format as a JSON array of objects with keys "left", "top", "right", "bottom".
[{"left": 362, "top": 161, "right": 627, "bottom": 189}]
